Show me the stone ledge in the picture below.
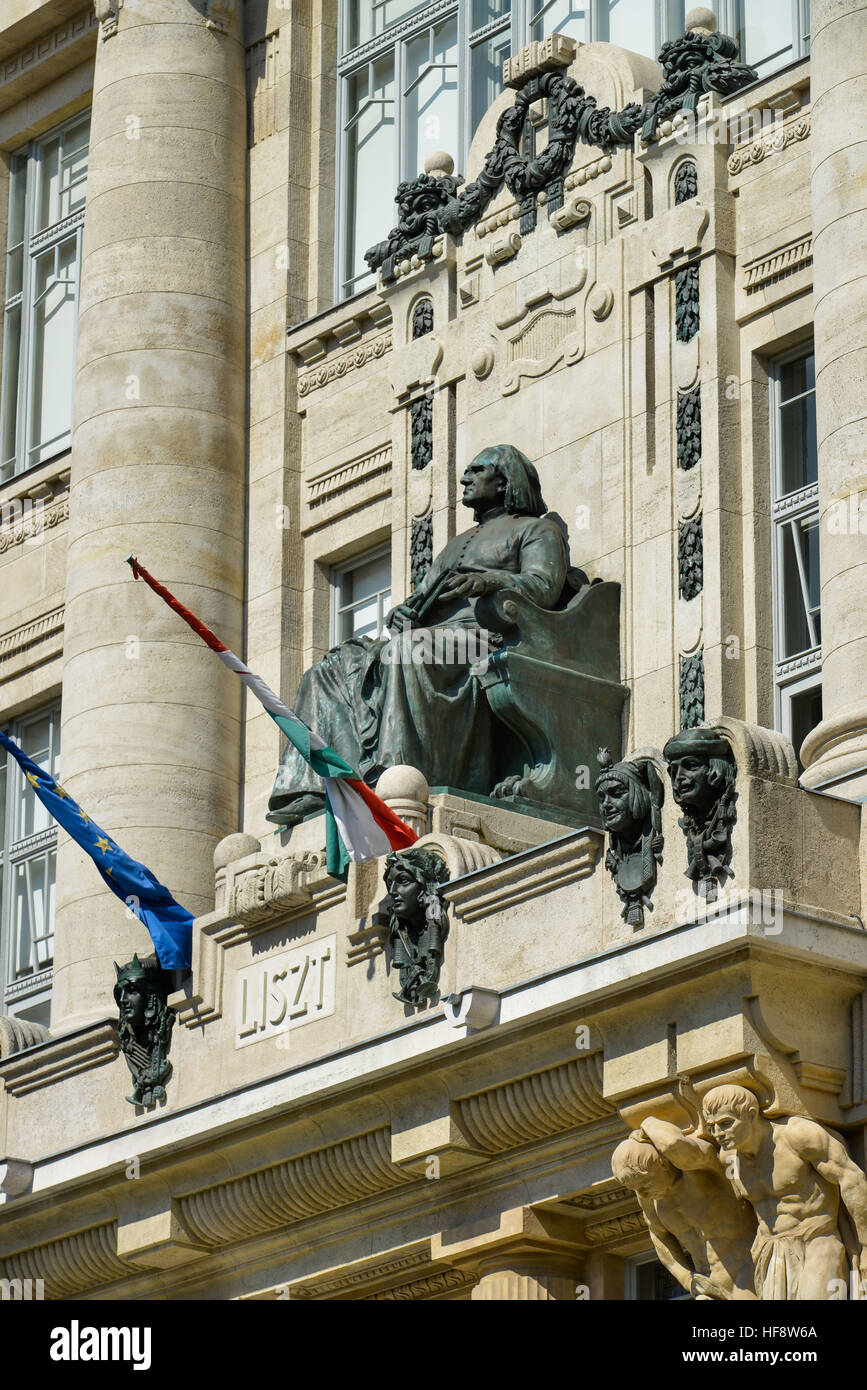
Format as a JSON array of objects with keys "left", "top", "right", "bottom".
[
  {"left": 444, "top": 828, "right": 603, "bottom": 922},
  {"left": 0, "top": 1019, "right": 117, "bottom": 1097}
]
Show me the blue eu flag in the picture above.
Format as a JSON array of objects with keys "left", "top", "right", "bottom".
[{"left": 0, "top": 729, "right": 193, "bottom": 970}]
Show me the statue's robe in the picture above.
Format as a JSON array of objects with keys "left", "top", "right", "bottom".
[{"left": 268, "top": 509, "right": 568, "bottom": 819}]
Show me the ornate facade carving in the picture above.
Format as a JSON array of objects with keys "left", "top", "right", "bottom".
[
  {"left": 674, "top": 159, "right": 698, "bottom": 204},
  {"left": 595, "top": 750, "right": 665, "bottom": 928},
  {"left": 409, "top": 392, "right": 433, "bottom": 470},
  {"left": 679, "top": 517, "right": 704, "bottom": 601},
  {"left": 306, "top": 445, "right": 392, "bottom": 511},
  {"left": 677, "top": 385, "right": 702, "bottom": 470},
  {"left": 727, "top": 111, "right": 811, "bottom": 175},
  {"left": 675, "top": 263, "right": 700, "bottom": 342},
  {"left": 365, "top": 23, "right": 755, "bottom": 279},
  {"left": 410, "top": 513, "right": 433, "bottom": 589},
  {"left": 365, "top": 1268, "right": 477, "bottom": 1300},
  {"left": 297, "top": 332, "right": 392, "bottom": 395},
  {"left": 455, "top": 1054, "right": 613, "bottom": 1152},
  {"left": 411, "top": 297, "right": 434, "bottom": 338},
  {"left": 114, "top": 955, "right": 175, "bottom": 1108},
  {"left": 679, "top": 651, "right": 705, "bottom": 728},
  {"left": 743, "top": 235, "right": 813, "bottom": 294},
  {"left": 384, "top": 848, "right": 450, "bottom": 1006},
  {"left": 664, "top": 726, "right": 737, "bottom": 899},
  {"left": 93, "top": 0, "right": 121, "bottom": 38},
  {"left": 0, "top": 1222, "right": 130, "bottom": 1298}
]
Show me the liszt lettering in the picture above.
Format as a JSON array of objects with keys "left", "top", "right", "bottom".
[{"left": 236, "top": 935, "right": 336, "bottom": 1047}]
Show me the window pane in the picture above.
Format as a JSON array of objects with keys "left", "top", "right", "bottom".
[
  {"left": 16, "top": 715, "right": 53, "bottom": 839},
  {"left": 1, "top": 302, "right": 22, "bottom": 474},
  {"left": 8, "top": 151, "right": 27, "bottom": 250},
  {"left": 349, "top": 0, "right": 430, "bottom": 47},
  {"left": 634, "top": 1260, "right": 688, "bottom": 1300},
  {"left": 780, "top": 352, "right": 815, "bottom": 402},
  {"left": 738, "top": 0, "right": 795, "bottom": 73},
  {"left": 12, "top": 849, "right": 55, "bottom": 976},
  {"left": 600, "top": 0, "right": 657, "bottom": 56},
  {"left": 29, "top": 236, "right": 77, "bottom": 463},
  {"left": 779, "top": 394, "right": 817, "bottom": 494},
  {"left": 0, "top": 741, "right": 6, "bottom": 846},
  {"left": 790, "top": 684, "right": 822, "bottom": 768},
  {"left": 343, "top": 551, "right": 391, "bottom": 605},
  {"left": 530, "top": 0, "right": 587, "bottom": 42},
  {"left": 472, "top": 0, "right": 510, "bottom": 28},
  {"left": 404, "top": 19, "right": 459, "bottom": 177},
  {"left": 59, "top": 116, "right": 90, "bottom": 221},
  {"left": 345, "top": 58, "right": 395, "bottom": 287},
  {"left": 668, "top": 0, "right": 686, "bottom": 37},
  {"left": 781, "top": 517, "right": 819, "bottom": 658},
  {"left": 472, "top": 29, "right": 513, "bottom": 138}
]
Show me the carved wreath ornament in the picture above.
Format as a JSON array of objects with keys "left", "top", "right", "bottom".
[{"left": 365, "top": 26, "right": 756, "bottom": 280}]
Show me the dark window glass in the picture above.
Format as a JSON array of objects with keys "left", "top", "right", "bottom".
[{"left": 791, "top": 685, "right": 823, "bottom": 770}]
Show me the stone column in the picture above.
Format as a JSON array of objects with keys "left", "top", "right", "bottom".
[
  {"left": 53, "top": 0, "right": 247, "bottom": 1029},
  {"left": 799, "top": 0, "right": 867, "bottom": 797},
  {"left": 471, "top": 1254, "right": 582, "bottom": 1301}
]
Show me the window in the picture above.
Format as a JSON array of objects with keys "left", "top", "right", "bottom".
[
  {"left": 1, "top": 111, "right": 90, "bottom": 483},
  {"left": 0, "top": 705, "right": 61, "bottom": 1026},
  {"left": 331, "top": 545, "right": 392, "bottom": 643},
  {"left": 733, "top": 0, "right": 810, "bottom": 77},
  {"left": 625, "top": 1252, "right": 689, "bottom": 1300},
  {"left": 338, "top": 1, "right": 688, "bottom": 299},
  {"left": 770, "top": 346, "right": 821, "bottom": 766}
]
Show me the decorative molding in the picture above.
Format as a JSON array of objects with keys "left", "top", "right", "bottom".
[
  {"left": 677, "top": 385, "right": 702, "bottom": 471},
  {"left": 0, "top": 1021, "right": 118, "bottom": 1096},
  {"left": 292, "top": 1247, "right": 431, "bottom": 1299},
  {"left": 410, "top": 513, "right": 433, "bottom": 589},
  {"left": 246, "top": 32, "right": 279, "bottom": 145},
  {"left": 365, "top": 1268, "right": 477, "bottom": 1299},
  {"left": 675, "top": 263, "right": 700, "bottom": 343},
  {"left": 204, "top": 0, "right": 234, "bottom": 34},
  {"left": 564, "top": 1187, "right": 628, "bottom": 1211},
  {"left": 0, "top": 1222, "right": 131, "bottom": 1298},
  {"left": 0, "top": 1015, "right": 49, "bottom": 1059},
  {"left": 502, "top": 34, "right": 578, "bottom": 86},
  {"left": 455, "top": 1054, "right": 613, "bottom": 1152},
  {"left": 679, "top": 651, "right": 706, "bottom": 730},
  {"left": 444, "top": 829, "right": 602, "bottom": 922},
  {"left": 298, "top": 333, "right": 392, "bottom": 395},
  {"left": 179, "top": 1128, "right": 412, "bottom": 1247},
  {"left": 678, "top": 517, "right": 703, "bottom": 601},
  {"left": 744, "top": 235, "right": 812, "bottom": 294},
  {"left": 775, "top": 649, "right": 821, "bottom": 683},
  {"left": 226, "top": 851, "right": 318, "bottom": 926},
  {"left": 306, "top": 445, "right": 392, "bottom": 510},
  {"left": 336, "top": 0, "right": 455, "bottom": 72},
  {"left": 94, "top": 0, "right": 122, "bottom": 39},
  {"left": 0, "top": 495, "right": 69, "bottom": 553},
  {"left": 411, "top": 298, "right": 433, "bottom": 338},
  {"left": 584, "top": 1212, "right": 645, "bottom": 1244},
  {"left": 502, "top": 308, "right": 584, "bottom": 396},
  {"left": 410, "top": 393, "right": 433, "bottom": 470},
  {"left": 485, "top": 231, "right": 521, "bottom": 267},
  {"left": 727, "top": 111, "right": 811, "bottom": 175},
  {"left": 674, "top": 159, "right": 698, "bottom": 205},
  {"left": 0, "top": 606, "right": 64, "bottom": 668},
  {"left": 1, "top": 8, "right": 98, "bottom": 92}
]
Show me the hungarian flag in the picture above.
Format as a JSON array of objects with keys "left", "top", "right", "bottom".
[
  {"left": 0, "top": 728, "right": 193, "bottom": 969},
  {"left": 126, "top": 557, "right": 417, "bottom": 879}
]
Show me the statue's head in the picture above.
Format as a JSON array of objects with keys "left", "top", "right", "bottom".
[
  {"left": 384, "top": 848, "right": 449, "bottom": 927},
  {"left": 460, "top": 446, "right": 547, "bottom": 519},
  {"left": 113, "top": 954, "right": 166, "bottom": 1035},
  {"left": 595, "top": 750, "right": 664, "bottom": 835},
  {"left": 612, "top": 1135, "right": 677, "bottom": 1198},
  {"left": 702, "top": 1084, "right": 762, "bottom": 1154},
  {"left": 663, "top": 727, "right": 736, "bottom": 817}
]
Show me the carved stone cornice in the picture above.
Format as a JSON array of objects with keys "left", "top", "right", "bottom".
[
  {"left": 291, "top": 1246, "right": 431, "bottom": 1299},
  {"left": 0, "top": 1222, "right": 131, "bottom": 1298},
  {"left": 455, "top": 1054, "right": 613, "bottom": 1152},
  {"left": 727, "top": 109, "right": 811, "bottom": 175},
  {"left": 0, "top": 1020, "right": 118, "bottom": 1096},
  {"left": 0, "top": 9, "right": 98, "bottom": 105},
  {"left": 178, "top": 1128, "right": 413, "bottom": 1248},
  {"left": 0, "top": 606, "right": 64, "bottom": 674},
  {"left": 743, "top": 235, "right": 812, "bottom": 294},
  {"left": 298, "top": 332, "right": 392, "bottom": 395},
  {"left": 583, "top": 1212, "right": 645, "bottom": 1245},
  {"left": 0, "top": 495, "right": 69, "bottom": 553},
  {"left": 444, "top": 829, "right": 603, "bottom": 923},
  {"left": 364, "top": 1268, "right": 477, "bottom": 1299}
]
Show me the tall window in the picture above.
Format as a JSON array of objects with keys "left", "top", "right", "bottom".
[
  {"left": 733, "top": 0, "right": 810, "bottom": 76},
  {"left": 331, "top": 544, "right": 392, "bottom": 643},
  {"left": 625, "top": 1252, "right": 689, "bottom": 1300},
  {"left": 338, "top": 1, "right": 689, "bottom": 299},
  {"left": 770, "top": 346, "right": 821, "bottom": 766},
  {"left": 1, "top": 111, "right": 90, "bottom": 483},
  {"left": 0, "top": 705, "right": 60, "bottom": 1027}
]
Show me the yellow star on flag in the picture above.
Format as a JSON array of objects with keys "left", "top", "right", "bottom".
[
  {"left": 53, "top": 783, "right": 69, "bottom": 799},
  {"left": 95, "top": 836, "right": 111, "bottom": 855},
  {"left": 25, "top": 771, "right": 40, "bottom": 788},
  {"left": 78, "top": 809, "right": 91, "bottom": 826}
]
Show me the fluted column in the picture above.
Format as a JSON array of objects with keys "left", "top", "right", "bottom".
[
  {"left": 432, "top": 1206, "right": 586, "bottom": 1301},
  {"left": 799, "top": 0, "right": 867, "bottom": 796},
  {"left": 471, "top": 1254, "right": 583, "bottom": 1301},
  {"left": 54, "top": 0, "right": 247, "bottom": 1029}
]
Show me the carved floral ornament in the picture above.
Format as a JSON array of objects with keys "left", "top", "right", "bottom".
[{"left": 365, "top": 22, "right": 756, "bottom": 280}]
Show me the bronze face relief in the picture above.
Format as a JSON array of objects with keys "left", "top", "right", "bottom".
[
  {"left": 595, "top": 750, "right": 665, "bottom": 928},
  {"left": 383, "top": 848, "right": 450, "bottom": 1007},
  {"left": 663, "top": 727, "right": 737, "bottom": 900},
  {"left": 114, "top": 954, "right": 175, "bottom": 1108}
]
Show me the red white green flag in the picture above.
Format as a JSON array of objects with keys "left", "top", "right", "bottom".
[{"left": 126, "top": 557, "right": 417, "bottom": 879}]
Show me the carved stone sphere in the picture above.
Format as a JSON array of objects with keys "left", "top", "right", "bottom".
[
  {"left": 377, "top": 764, "right": 430, "bottom": 805},
  {"left": 214, "top": 831, "right": 261, "bottom": 870},
  {"left": 424, "top": 151, "right": 455, "bottom": 179},
  {"left": 685, "top": 6, "right": 718, "bottom": 33}
]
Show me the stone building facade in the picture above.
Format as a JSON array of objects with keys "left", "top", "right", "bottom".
[{"left": 0, "top": 0, "right": 864, "bottom": 1301}]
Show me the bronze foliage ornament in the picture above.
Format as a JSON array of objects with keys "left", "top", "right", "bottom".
[
  {"left": 595, "top": 749, "right": 665, "bottom": 928},
  {"left": 365, "top": 25, "right": 756, "bottom": 279},
  {"left": 383, "top": 848, "right": 450, "bottom": 1007},
  {"left": 113, "top": 953, "right": 175, "bottom": 1108},
  {"left": 663, "top": 727, "right": 737, "bottom": 900}
]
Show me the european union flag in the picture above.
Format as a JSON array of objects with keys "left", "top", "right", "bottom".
[{"left": 0, "top": 729, "right": 193, "bottom": 970}]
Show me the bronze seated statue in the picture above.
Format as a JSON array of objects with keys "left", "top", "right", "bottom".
[{"left": 267, "top": 445, "right": 627, "bottom": 830}]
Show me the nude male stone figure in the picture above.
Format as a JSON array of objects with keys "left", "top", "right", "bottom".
[
  {"left": 702, "top": 1084, "right": 867, "bottom": 1300},
  {"left": 612, "top": 1117, "right": 757, "bottom": 1299}
]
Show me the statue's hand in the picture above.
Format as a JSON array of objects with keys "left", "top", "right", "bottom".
[
  {"left": 442, "top": 569, "right": 498, "bottom": 598},
  {"left": 385, "top": 603, "right": 416, "bottom": 632}
]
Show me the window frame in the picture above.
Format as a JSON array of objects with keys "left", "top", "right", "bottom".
[
  {"left": 330, "top": 541, "right": 393, "bottom": 646},
  {"left": 769, "top": 342, "right": 821, "bottom": 753},
  {"left": 0, "top": 110, "right": 90, "bottom": 484},
  {"left": 624, "top": 1250, "right": 690, "bottom": 1300},
  {"left": 0, "top": 702, "right": 61, "bottom": 1024}
]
